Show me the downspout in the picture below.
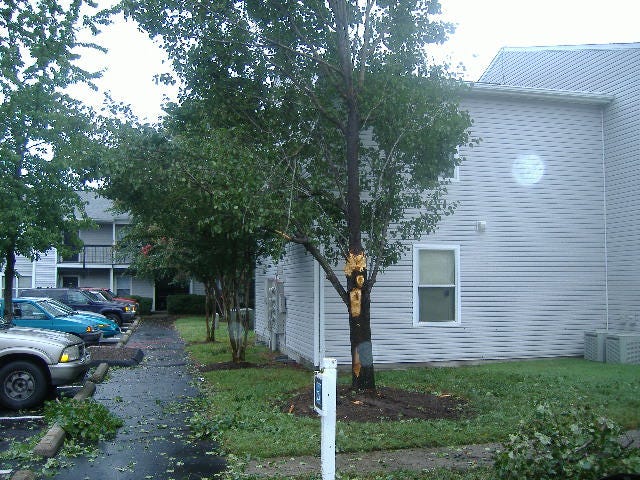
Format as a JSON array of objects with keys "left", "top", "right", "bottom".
[
  {"left": 320, "top": 265, "right": 326, "bottom": 364},
  {"left": 313, "top": 259, "right": 326, "bottom": 369},
  {"left": 601, "top": 108, "right": 609, "bottom": 330},
  {"left": 314, "top": 260, "right": 320, "bottom": 368},
  {"left": 111, "top": 222, "right": 116, "bottom": 271},
  {"left": 109, "top": 219, "right": 117, "bottom": 293}
]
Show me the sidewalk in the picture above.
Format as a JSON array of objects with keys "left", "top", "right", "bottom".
[
  {"left": 244, "top": 430, "right": 640, "bottom": 478},
  {"left": 245, "top": 442, "right": 499, "bottom": 477},
  {"left": 50, "top": 316, "right": 225, "bottom": 480}
]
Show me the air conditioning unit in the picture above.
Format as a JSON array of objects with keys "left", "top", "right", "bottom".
[
  {"left": 605, "top": 333, "right": 640, "bottom": 364},
  {"left": 584, "top": 330, "right": 609, "bottom": 362}
]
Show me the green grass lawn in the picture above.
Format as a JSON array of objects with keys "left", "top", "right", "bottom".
[{"left": 175, "top": 316, "right": 640, "bottom": 459}]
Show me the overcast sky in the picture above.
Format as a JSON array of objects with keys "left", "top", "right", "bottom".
[
  {"left": 432, "top": 0, "right": 640, "bottom": 80},
  {"left": 79, "top": 0, "right": 640, "bottom": 123}
]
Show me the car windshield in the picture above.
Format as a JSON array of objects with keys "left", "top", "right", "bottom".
[
  {"left": 83, "top": 291, "right": 103, "bottom": 302},
  {"left": 98, "top": 290, "right": 115, "bottom": 301},
  {"left": 92, "top": 291, "right": 110, "bottom": 302},
  {"left": 45, "top": 299, "right": 74, "bottom": 315},
  {"left": 38, "top": 299, "right": 70, "bottom": 317}
]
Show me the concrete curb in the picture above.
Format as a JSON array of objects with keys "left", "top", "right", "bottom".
[
  {"left": 27, "top": 319, "right": 140, "bottom": 462},
  {"left": 9, "top": 471, "right": 35, "bottom": 480},
  {"left": 88, "top": 362, "right": 109, "bottom": 384}
]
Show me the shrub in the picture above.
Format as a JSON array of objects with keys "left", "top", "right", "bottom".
[
  {"left": 167, "top": 294, "right": 206, "bottom": 315},
  {"left": 129, "top": 295, "right": 152, "bottom": 315},
  {"left": 44, "top": 398, "right": 123, "bottom": 442},
  {"left": 494, "top": 404, "right": 640, "bottom": 480}
]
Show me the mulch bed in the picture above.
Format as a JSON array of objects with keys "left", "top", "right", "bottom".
[
  {"left": 195, "top": 357, "right": 470, "bottom": 422},
  {"left": 283, "top": 385, "right": 470, "bottom": 422},
  {"left": 199, "top": 361, "right": 259, "bottom": 370}
]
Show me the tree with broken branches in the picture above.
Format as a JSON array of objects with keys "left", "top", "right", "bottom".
[{"left": 124, "top": 0, "right": 473, "bottom": 389}]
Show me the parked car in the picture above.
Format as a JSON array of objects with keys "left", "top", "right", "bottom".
[
  {"left": 20, "top": 288, "right": 135, "bottom": 326},
  {"left": 44, "top": 298, "right": 121, "bottom": 338},
  {"left": 81, "top": 287, "right": 139, "bottom": 315},
  {"left": 0, "top": 314, "right": 91, "bottom": 410},
  {"left": 1, "top": 298, "right": 103, "bottom": 344}
]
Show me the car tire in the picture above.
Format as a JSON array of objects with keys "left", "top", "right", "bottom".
[
  {"left": 0, "top": 360, "right": 49, "bottom": 410},
  {"left": 105, "top": 312, "right": 122, "bottom": 327}
]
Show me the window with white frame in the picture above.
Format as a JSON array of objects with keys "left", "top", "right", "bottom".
[
  {"left": 2, "top": 275, "right": 32, "bottom": 297},
  {"left": 16, "top": 276, "right": 32, "bottom": 296},
  {"left": 439, "top": 151, "right": 460, "bottom": 182},
  {"left": 116, "top": 275, "right": 132, "bottom": 296},
  {"left": 447, "top": 165, "right": 460, "bottom": 182},
  {"left": 413, "top": 245, "right": 460, "bottom": 324}
]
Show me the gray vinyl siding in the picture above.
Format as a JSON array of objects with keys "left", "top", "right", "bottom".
[
  {"left": 77, "top": 271, "right": 110, "bottom": 287},
  {"left": 131, "top": 277, "right": 154, "bottom": 299},
  {"left": 14, "top": 257, "right": 34, "bottom": 291},
  {"left": 481, "top": 44, "right": 640, "bottom": 331},
  {"left": 7, "top": 194, "right": 152, "bottom": 308},
  {"left": 34, "top": 252, "right": 57, "bottom": 288},
  {"left": 8, "top": 252, "right": 57, "bottom": 289},
  {"left": 322, "top": 284, "right": 351, "bottom": 364},
  {"left": 79, "top": 223, "right": 113, "bottom": 245},
  {"left": 321, "top": 92, "right": 608, "bottom": 365},
  {"left": 280, "top": 244, "right": 316, "bottom": 363}
]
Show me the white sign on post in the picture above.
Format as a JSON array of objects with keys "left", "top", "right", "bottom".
[{"left": 314, "top": 358, "right": 337, "bottom": 480}]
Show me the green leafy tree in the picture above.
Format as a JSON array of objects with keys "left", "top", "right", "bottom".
[
  {"left": 103, "top": 119, "right": 283, "bottom": 361},
  {"left": 0, "top": 0, "right": 106, "bottom": 319},
  {"left": 124, "top": 0, "right": 473, "bottom": 388},
  {"left": 118, "top": 221, "right": 220, "bottom": 340}
]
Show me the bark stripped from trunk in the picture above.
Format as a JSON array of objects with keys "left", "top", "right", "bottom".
[{"left": 345, "top": 251, "right": 375, "bottom": 391}]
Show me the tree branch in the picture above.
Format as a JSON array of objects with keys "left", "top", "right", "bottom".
[
  {"left": 358, "top": 0, "right": 374, "bottom": 89},
  {"left": 284, "top": 232, "right": 349, "bottom": 304}
]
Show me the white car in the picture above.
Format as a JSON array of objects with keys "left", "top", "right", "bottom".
[{"left": 0, "top": 316, "right": 91, "bottom": 410}]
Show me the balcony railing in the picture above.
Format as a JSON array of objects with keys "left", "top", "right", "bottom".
[{"left": 59, "top": 245, "right": 133, "bottom": 266}]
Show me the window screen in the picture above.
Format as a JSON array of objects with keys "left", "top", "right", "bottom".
[{"left": 415, "top": 247, "right": 458, "bottom": 323}]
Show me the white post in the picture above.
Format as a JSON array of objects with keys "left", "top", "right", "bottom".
[{"left": 317, "top": 357, "right": 337, "bottom": 480}]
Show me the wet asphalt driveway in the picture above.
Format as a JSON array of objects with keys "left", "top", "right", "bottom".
[{"left": 53, "top": 316, "right": 225, "bottom": 480}]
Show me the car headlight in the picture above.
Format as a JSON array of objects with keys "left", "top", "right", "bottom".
[
  {"left": 60, "top": 345, "right": 81, "bottom": 363},
  {"left": 124, "top": 305, "right": 132, "bottom": 312}
]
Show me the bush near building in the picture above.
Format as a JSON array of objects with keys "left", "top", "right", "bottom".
[
  {"left": 129, "top": 296, "right": 153, "bottom": 315},
  {"left": 167, "top": 294, "right": 206, "bottom": 315}
]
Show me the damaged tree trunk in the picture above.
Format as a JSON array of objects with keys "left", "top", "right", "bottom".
[{"left": 345, "top": 251, "right": 375, "bottom": 390}]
